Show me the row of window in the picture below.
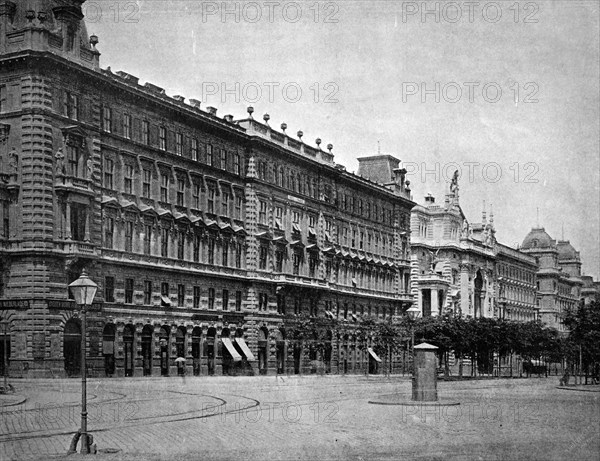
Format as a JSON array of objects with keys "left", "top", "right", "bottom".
[
  {"left": 99, "top": 106, "right": 243, "bottom": 174},
  {"left": 275, "top": 297, "right": 397, "bottom": 320},
  {"left": 499, "top": 284, "right": 536, "bottom": 304},
  {"left": 255, "top": 160, "right": 396, "bottom": 224},
  {"left": 98, "top": 277, "right": 392, "bottom": 317},
  {"left": 497, "top": 264, "right": 535, "bottom": 284},
  {"left": 257, "top": 201, "right": 399, "bottom": 257},
  {"left": 256, "top": 161, "right": 321, "bottom": 200},
  {"left": 104, "top": 219, "right": 244, "bottom": 267},
  {"left": 102, "top": 277, "right": 243, "bottom": 310},
  {"left": 103, "top": 160, "right": 244, "bottom": 218}
]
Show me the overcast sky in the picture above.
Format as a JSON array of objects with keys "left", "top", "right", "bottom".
[{"left": 85, "top": 0, "right": 600, "bottom": 278}]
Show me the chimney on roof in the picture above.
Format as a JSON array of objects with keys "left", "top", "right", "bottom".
[
  {"left": 144, "top": 82, "right": 165, "bottom": 94},
  {"left": 173, "top": 95, "right": 185, "bottom": 103},
  {"left": 223, "top": 114, "right": 234, "bottom": 123},
  {"left": 425, "top": 194, "right": 435, "bottom": 204},
  {"left": 116, "top": 71, "right": 139, "bottom": 84},
  {"left": 357, "top": 154, "right": 401, "bottom": 185},
  {"left": 189, "top": 99, "right": 201, "bottom": 109},
  {"left": 206, "top": 106, "right": 217, "bottom": 116}
]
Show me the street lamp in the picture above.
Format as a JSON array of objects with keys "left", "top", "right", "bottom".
[
  {"left": 69, "top": 270, "right": 98, "bottom": 455},
  {"left": 406, "top": 306, "right": 421, "bottom": 360}
]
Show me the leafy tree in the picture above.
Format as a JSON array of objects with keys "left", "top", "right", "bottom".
[{"left": 564, "top": 301, "right": 600, "bottom": 380}]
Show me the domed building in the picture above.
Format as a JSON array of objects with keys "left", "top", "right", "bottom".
[
  {"left": 520, "top": 228, "right": 583, "bottom": 332},
  {"left": 521, "top": 227, "right": 556, "bottom": 250},
  {"left": 556, "top": 240, "right": 582, "bottom": 278}
]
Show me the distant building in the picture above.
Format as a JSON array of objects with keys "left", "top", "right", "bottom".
[
  {"left": 581, "top": 275, "right": 600, "bottom": 305},
  {"left": 495, "top": 244, "right": 538, "bottom": 322},
  {"left": 520, "top": 229, "right": 583, "bottom": 332},
  {"left": 410, "top": 176, "right": 538, "bottom": 322}
]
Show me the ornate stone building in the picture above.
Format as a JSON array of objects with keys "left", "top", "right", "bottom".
[
  {"left": 520, "top": 229, "right": 583, "bottom": 332},
  {"left": 495, "top": 243, "right": 538, "bottom": 322},
  {"left": 0, "top": 0, "right": 414, "bottom": 378},
  {"left": 410, "top": 177, "right": 538, "bottom": 322},
  {"left": 581, "top": 275, "right": 600, "bottom": 306}
]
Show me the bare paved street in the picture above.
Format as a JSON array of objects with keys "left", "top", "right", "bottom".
[{"left": 1, "top": 375, "right": 599, "bottom": 461}]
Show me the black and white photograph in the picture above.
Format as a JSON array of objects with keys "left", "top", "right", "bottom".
[{"left": 0, "top": 1, "right": 599, "bottom": 460}]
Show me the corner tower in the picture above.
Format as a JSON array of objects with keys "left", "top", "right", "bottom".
[{"left": 0, "top": 0, "right": 99, "bottom": 69}]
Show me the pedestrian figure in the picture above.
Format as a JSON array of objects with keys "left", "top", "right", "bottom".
[
  {"left": 175, "top": 357, "right": 186, "bottom": 383},
  {"left": 560, "top": 369, "right": 570, "bottom": 386}
]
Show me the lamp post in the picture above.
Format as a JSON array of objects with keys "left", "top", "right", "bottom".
[
  {"left": 68, "top": 270, "right": 98, "bottom": 455},
  {"left": 406, "top": 306, "right": 421, "bottom": 374},
  {"left": 1, "top": 319, "right": 8, "bottom": 391},
  {"left": 406, "top": 307, "right": 421, "bottom": 366}
]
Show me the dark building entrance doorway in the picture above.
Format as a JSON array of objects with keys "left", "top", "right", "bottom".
[
  {"left": 258, "top": 327, "right": 268, "bottom": 375},
  {"left": 0, "top": 326, "right": 10, "bottom": 377},
  {"left": 275, "top": 329, "right": 285, "bottom": 374},
  {"left": 102, "top": 324, "right": 115, "bottom": 376},
  {"left": 192, "top": 327, "right": 201, "bottom": 376},
  {"left": 159, "top": 326, "right": 170, "bottom": 376},
  {"left": 142, "top": 325, "right": 153, "bottom": 376},
  {"left": 123, "top": 325, "right": 135, "bottom": 377},
  {"left": 206, "top": 327, "right": 216, "bottom": 375},
  {"left": 64, "top": 319, "right": 81, "bottom": 377},
  {"left": 176, "top": 327, "right": 186, "bottom": 376}
]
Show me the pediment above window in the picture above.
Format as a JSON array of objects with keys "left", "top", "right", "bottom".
[{"left": 61, "top": 125, "right": 87, "bottom": 148}]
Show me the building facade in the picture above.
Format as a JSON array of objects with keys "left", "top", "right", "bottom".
[
  {"left": 495, "top": 244, "right": 538, "bottom": 322},
  {"left": 410, "top": 179, "right": 538, "bottom": 322},
  {"left": 520, "top": 229, "right": 583, "bottom": 332},
  {"left": 0, "top": 0, "right": 415, "bottom": 378},
  {"left": 581, "top": 275, "right": 600, "bottom": 306}
]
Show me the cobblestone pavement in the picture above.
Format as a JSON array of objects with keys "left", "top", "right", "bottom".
[{"left": 1, "top": 375, "right": 599, "bottom": 461}]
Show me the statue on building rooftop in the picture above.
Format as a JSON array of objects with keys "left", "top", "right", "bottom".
[{"left": 450, "top": 170, "right": 459, "bottom": 194}]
